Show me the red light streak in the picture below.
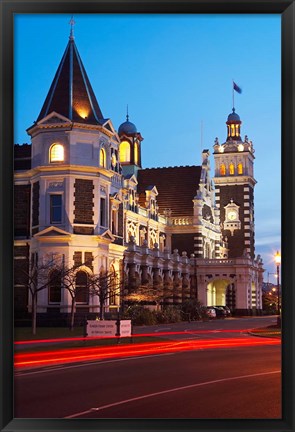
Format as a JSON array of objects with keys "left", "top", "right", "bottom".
[
  {"left": 14, "top": 337, "right": 280, "bottom": 369},
  {"left": 14, "top": 329, "right": 258, "bottom": 345}
]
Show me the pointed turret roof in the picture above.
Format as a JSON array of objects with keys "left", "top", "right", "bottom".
[{"left": 37, "top": 33, "right": 104, "bottom": 125}]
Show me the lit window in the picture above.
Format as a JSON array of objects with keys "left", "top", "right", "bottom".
[
  {"left": 50, "top": 144, "right": 64, "bottom": 162},
  {"left": 235, "top": 125, "right": 240, "bottom": 136},
  {"left": 100, "top": 148, "right": 106, "bottom": 168},
  {"left": 229, "top": 163, "right": 235, "bottom": 175},
  {"left": 134, "top": 142, "right": 139, "bottom": 165},
  {"left": 220, "top": 164, "right": 226, "bottom": 175},
  {"left": 119, "top": 141, "right": 131, "bottom": 163},
  {"left": 238, "top": 163, "right": 243, "bottom": 174},
  {"left": 50, "top": 195, "right": 62, "bottom": 224},
  {"left": 231, "top": 124, "right": 235, "bottom": 136}
]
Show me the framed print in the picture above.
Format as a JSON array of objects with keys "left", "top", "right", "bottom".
[{"left": 0, "top": 1, "right": 294, "bottom": 431}]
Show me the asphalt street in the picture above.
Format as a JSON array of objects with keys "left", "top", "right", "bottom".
[{"left": 14, "top": 316, "right": 281, "bottom": 419}]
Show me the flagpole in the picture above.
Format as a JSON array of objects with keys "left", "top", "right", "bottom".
[{"left": 232, "top": 79, "right": 234, "bottom": 110}]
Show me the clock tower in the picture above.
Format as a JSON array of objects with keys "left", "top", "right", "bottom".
[{"left": 213, "top": 109, "right": 256, "bottom": 259}]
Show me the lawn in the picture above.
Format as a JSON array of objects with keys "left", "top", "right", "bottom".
[
  {"left": 14, "top": 326, "right": 168, "bottom": 353},
  {"left": 14, "top": 326, "right": 85, "bottom": 341}
]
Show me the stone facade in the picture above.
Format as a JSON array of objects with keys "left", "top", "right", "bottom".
[{"left": 13, "top": 34, "right": 264, "bottom": 323}]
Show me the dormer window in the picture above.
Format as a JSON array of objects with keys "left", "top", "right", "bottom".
[
  {"left": 120, "top": 141, "right": 131, "bottom": 163},
  {"left": 100, "top": 148, "right": 106, "bottom": 168},
  {"left": 50, "top": 144, "right": 64, "bottom": 162}
]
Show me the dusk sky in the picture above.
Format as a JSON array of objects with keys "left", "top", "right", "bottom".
[{"left": 14, "top": 14, "right": 281, "bottom": 281}]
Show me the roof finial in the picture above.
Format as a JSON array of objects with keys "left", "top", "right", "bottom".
[
  {"left": 126, "top": 104, "right": 129, "bottom": 121},
  {"left": 69, "top": 16, "right": 75, "bottom": 40}
]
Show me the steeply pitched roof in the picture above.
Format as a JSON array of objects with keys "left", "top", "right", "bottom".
[
  {"left": 137, "top": 166, "right": 201, "bottom": 216},
  {"left": 37, "top": 37, "right": 104, "bottom": 125}
]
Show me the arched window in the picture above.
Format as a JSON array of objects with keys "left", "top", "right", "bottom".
[
  {"left": 220, "top": 164, "right": 226, "bottom": 175},
  {"left": 50, "top": 144, "right": 64, "bottom": 162},
  {"left": 75, "top": 271, "right": 89, "bottom": 304},
  {"left": 119, "top": 141, "right": 131, "bottom": 163},
  {"left": 100, "top": 148, "right": 106, "bottom": 168},
  {"left": 235, "top": 125, "right": 240, "bottom": 136},
  {"left": 238, "top": 163, "right": 243, "bottom": 174},
  {"left": 229, "top": 163, "right": 235, "bottom": 175},
  {"left": 134, "top": 142, "right": 139, "bottom": 165},
  {"left": 48, "top": 269, "right": 62, "bottom": 303}
]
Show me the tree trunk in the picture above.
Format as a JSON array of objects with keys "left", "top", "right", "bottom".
[
  {"left": 32, "top": 292, "right": 37, "bottom": 335},
  {"left": 99, "top": 299, "right": 104, "bottom": 320},
  {"left": 70, "top": 298, "right": 75, "bottom": 330}
]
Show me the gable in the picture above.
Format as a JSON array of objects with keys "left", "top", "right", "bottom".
[
  {"left": 102, "top": 119, "right": 116, "bottom": 134},
  {"left": 34, "top": 226, "right": 72, "bottom": 238},
  {"left": 37, "top": 111, "right": 71, "bottom": 125},
  {"left": 98, "top": 229, "right": 115, "bottom": 243},
  {"left": 124, "top": 174, "right": 138, "bottom": 188}
]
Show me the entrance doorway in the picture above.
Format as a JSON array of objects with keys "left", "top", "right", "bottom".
[{"left": 207, "top": 278, "right": 235, "bottom": 310}]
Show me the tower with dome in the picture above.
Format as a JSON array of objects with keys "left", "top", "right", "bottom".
[{"left": 13, "top": 28, "right": 264, "bottom": 324}]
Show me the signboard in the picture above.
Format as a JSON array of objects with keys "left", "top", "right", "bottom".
[
  {"left": 86, "top": 319, "right": 132, "bottom": 338},
  {"left": 86, "top": 320, "right": 117, "bottom": 337},
  {"left": 119, "top": 320, "right": 132, "bottom": 337}
]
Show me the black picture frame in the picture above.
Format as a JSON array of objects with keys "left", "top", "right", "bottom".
[{"left": 0, "top": 0, "right": 294, "bottom": 431}]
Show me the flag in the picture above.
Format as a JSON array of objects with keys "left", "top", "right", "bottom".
[{"left": 233, "top": 81, "right": 242, "bottom": 94}]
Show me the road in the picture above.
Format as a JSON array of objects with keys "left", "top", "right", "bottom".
[{"left": 14, "top": 316, "right": 281, "bottom": 419}]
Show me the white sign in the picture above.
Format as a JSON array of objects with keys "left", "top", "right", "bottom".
[
  {"left": 86, "top": 319, "right": 132, "bottom": 338},
  {"left": 86, "top": 320, "right": 117, "bottom": 337},
  {"left": 119, "top": 320, "right": 132, "bottom": 337}
]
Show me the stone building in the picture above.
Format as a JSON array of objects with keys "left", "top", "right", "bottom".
[{"left": 14, "top": 29, "right": 264, "bottom": 323}]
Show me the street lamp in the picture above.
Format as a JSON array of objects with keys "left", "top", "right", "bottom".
[{"left": 274, "top": 251, "right": 281, "bottom": 327}]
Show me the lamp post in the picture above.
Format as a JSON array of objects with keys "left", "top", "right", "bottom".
[{"left": 274, "top": 251, "right": 281, "bottom": 327}]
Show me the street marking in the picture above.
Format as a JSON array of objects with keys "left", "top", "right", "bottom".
[{"left": 64, "top": 370, "right": 281, "bottom": 418}]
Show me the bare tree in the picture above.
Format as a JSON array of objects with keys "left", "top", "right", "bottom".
[
  {"left": 88, "top": 270, "right": 122, "bottom": 319},
  {"left": 54, "top": 263, "right": 93, "bottom": 331},
  {"left": 14, "top": 253, "right": 59, "bottom": 335}
]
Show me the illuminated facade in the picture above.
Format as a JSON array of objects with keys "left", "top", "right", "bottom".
[{"left": 14, "top": 32, "right": 263, "bottom": 323}]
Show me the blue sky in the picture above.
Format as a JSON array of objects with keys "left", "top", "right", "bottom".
[{"left": 14, "top": 14, "right": 281, "bottom": 281}]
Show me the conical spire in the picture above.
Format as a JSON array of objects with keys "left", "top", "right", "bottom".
[{"left": 37, "top": 29, "right": 104, "bottom": 125}]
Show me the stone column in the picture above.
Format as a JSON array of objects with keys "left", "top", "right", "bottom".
[
  {"left": 197, "top": 274, "right": 207, "bottom": 306},
  {"left": 163, "top": 269, "right": 173, "bottom": 305}
]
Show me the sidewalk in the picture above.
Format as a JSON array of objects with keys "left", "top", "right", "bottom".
[{"left": 248, "top": 326, "right": 281, "bottom": 338}]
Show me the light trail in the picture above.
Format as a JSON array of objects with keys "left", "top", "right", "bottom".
[
  {"left": 14, "top": 337, "right": 280, "bottom": 369},
  {"left": 14, "top": 328, "right": 259, "bottom": 345}
]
